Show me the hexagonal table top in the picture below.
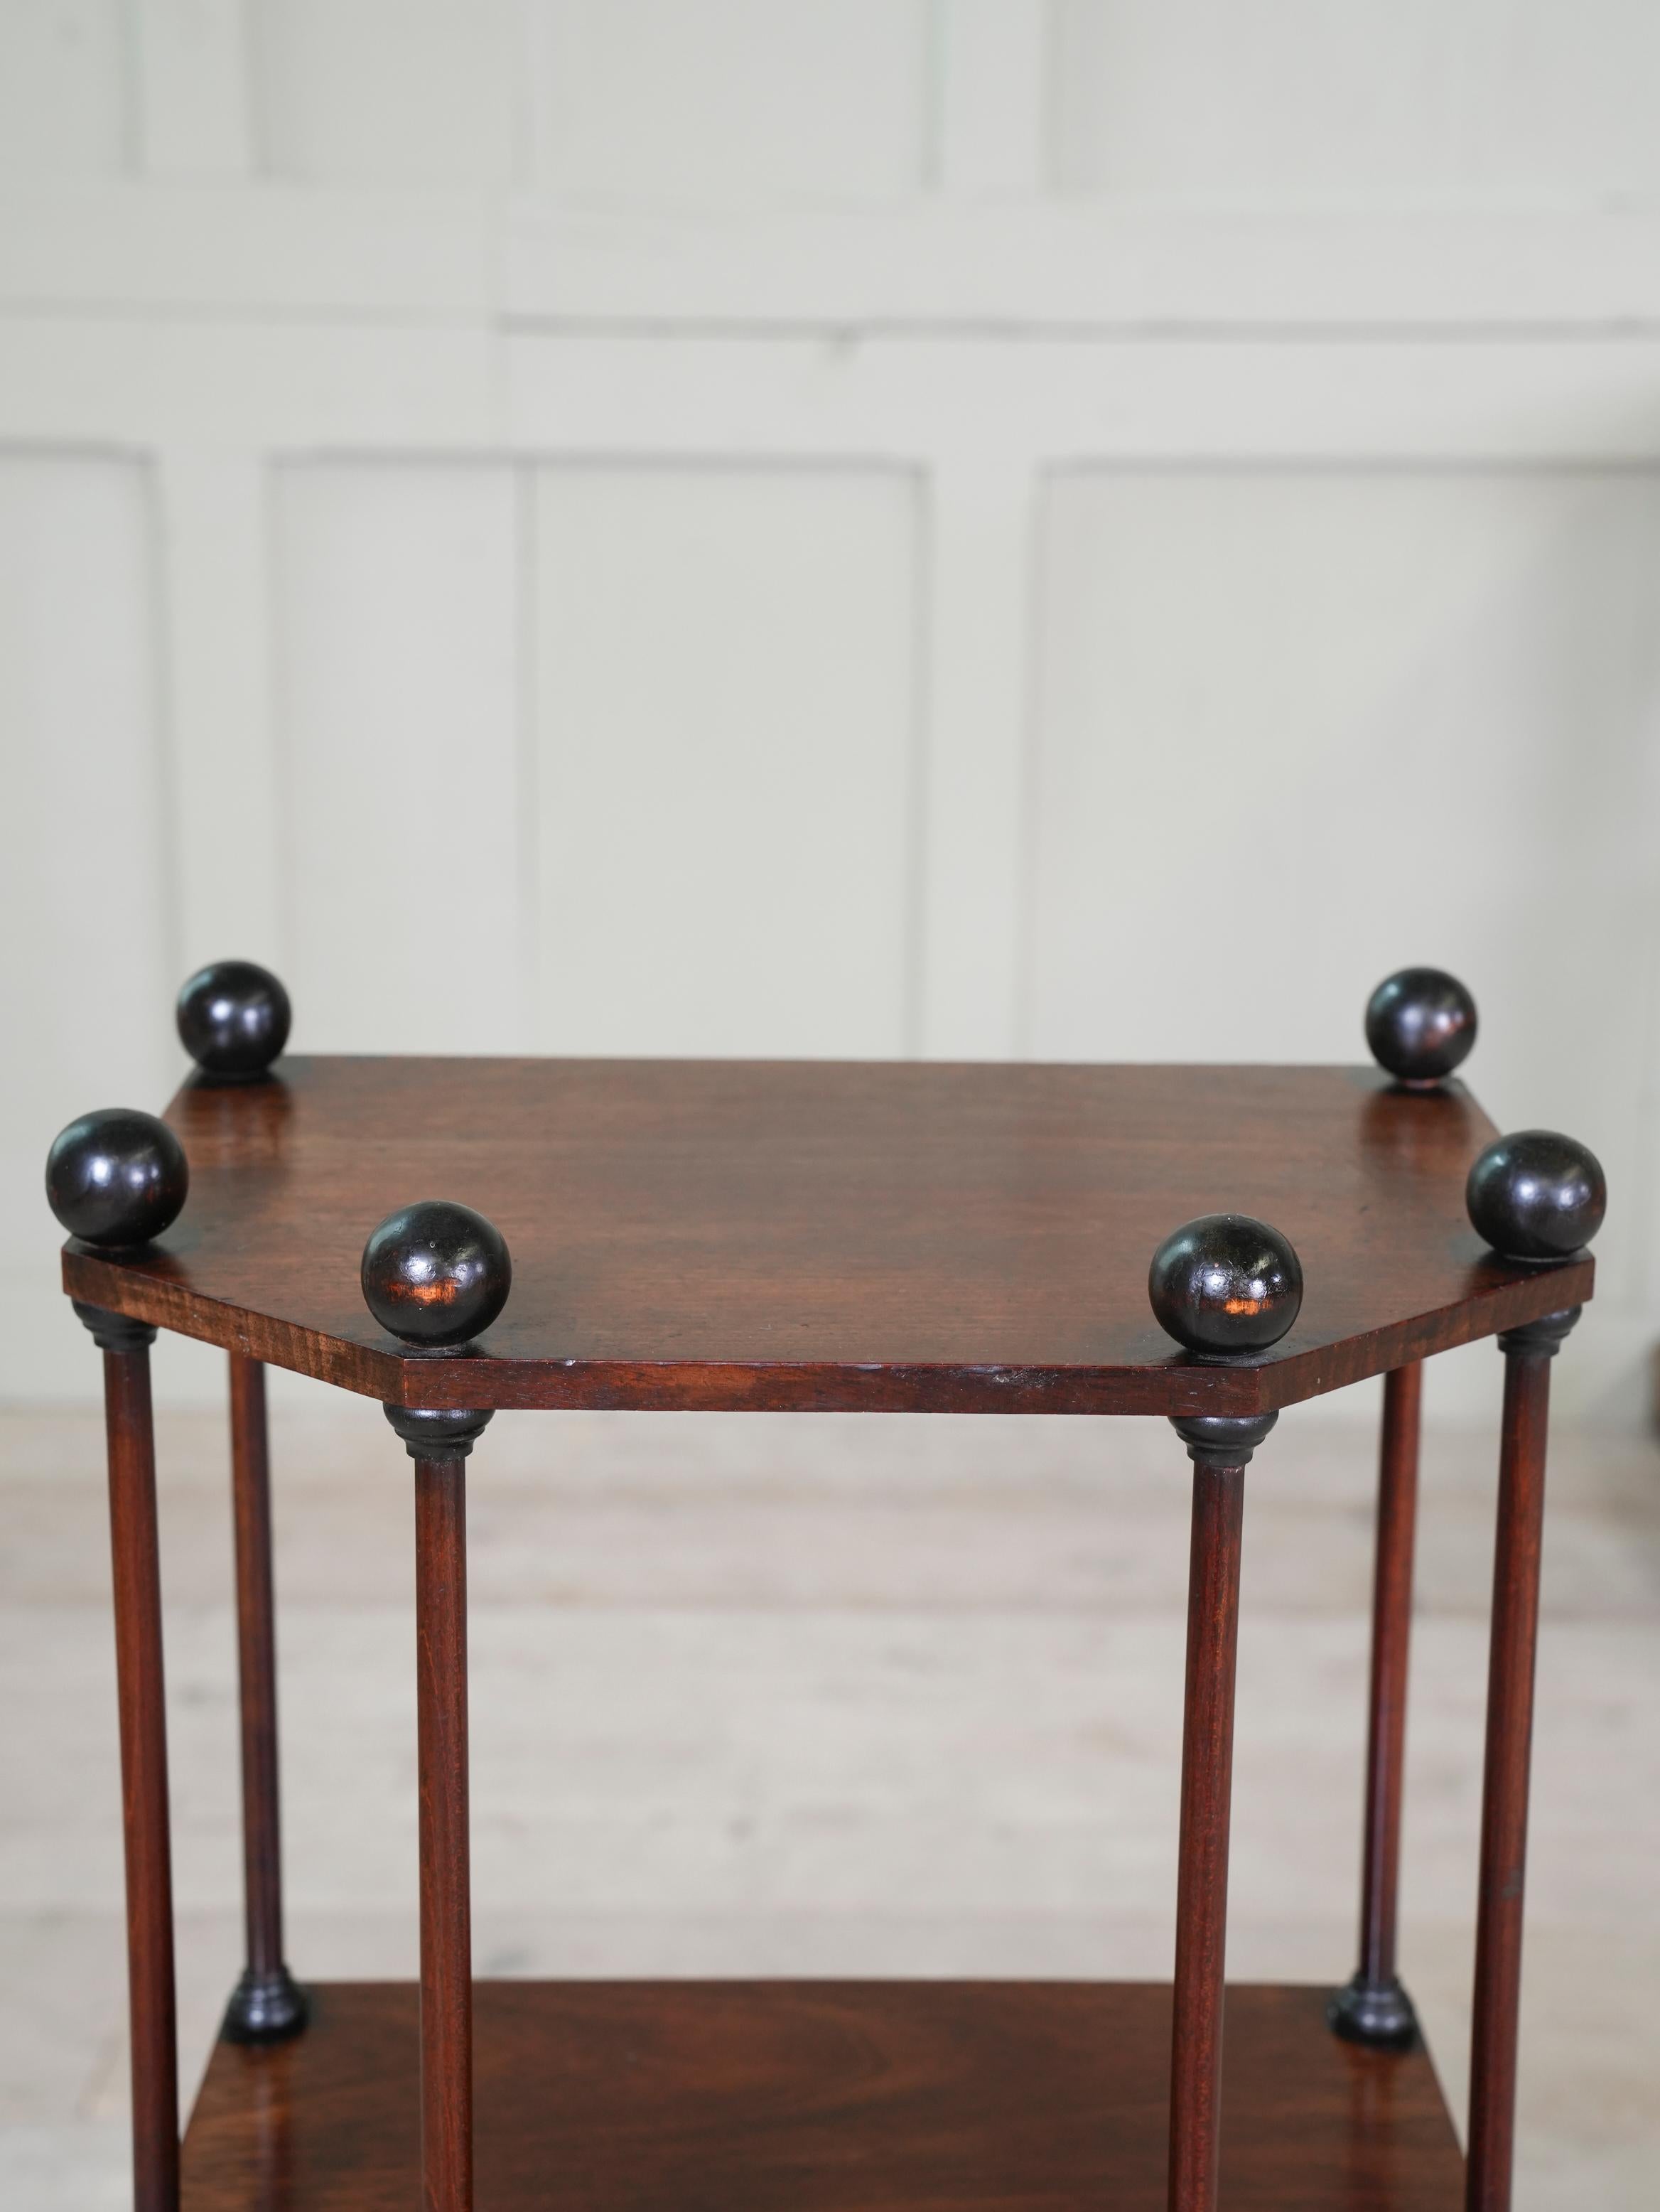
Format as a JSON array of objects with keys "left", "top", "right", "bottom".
[{"left": 60, "top": 1056, "right": 1591, "bottom": 1416}]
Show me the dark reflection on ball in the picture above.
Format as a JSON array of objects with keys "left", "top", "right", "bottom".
[
  {"left": 177, "top": 960, "right": 291, "bottom": 1078},
  {"left": 362, "top": 1199, "right": 512, "bottom": 1348},
  {"left": 46, "top": 1108, "right": 188, "bottom": 1249},
  {"left": 1466, "top": 1130, "right": 1606, "bottom": 1262},
  {"left": 1148, "top": 1213, "right": 1303, "bottom": 1358},
  {"left": 1364, "top": 967, "right": 1477, "bottom": 1086}
]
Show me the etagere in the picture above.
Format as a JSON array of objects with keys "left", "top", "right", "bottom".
[{"left": 46, "top": 962, "right": 1605, "bottom": 2212}]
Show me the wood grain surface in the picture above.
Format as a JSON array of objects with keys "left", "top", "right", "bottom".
[
  {"left": 181, "top": 1980, "right": 1464, "bottom": 2211},
  {"left": 1170, "top": 1458, "right": 1247, "bottom": 2212},
  {"left": 227, "top": 1355, "right": 285, "bottom": 1992},
  {"left": 1467, "top": 1343, "right": 1556, "bottom": 2212},
  {"left": 414, "top": 1458, "right": 473, "bottom": 2212},
  {"left": 1359, "top": 1362, "right": 1422, "bottom": 1999},
  {"left": 62, "top": 1058, "right": 1593, "bottom": 1417},
  {"left": 102, "top": 1343, "right": 180, "bottom": 2212}
]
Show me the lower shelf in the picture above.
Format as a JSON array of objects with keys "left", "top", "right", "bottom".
[{"left": 183, "top": 1979, "right": 1464, "bottom": 2210}]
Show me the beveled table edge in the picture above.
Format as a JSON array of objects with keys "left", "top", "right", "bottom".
[{"left": 59, "top": 1244, "right": 1594, "bottom": 1419}]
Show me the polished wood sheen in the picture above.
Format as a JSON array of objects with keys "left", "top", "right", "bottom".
[
  {"left": 228, "top": 1357, "right": 285, "bottom": 1992},
  {"left": 363, "top": 1200, "right": 511, "bottom": 1351},
  {"left": 104, "top": 1343, "right": 180, "bottom": 2212},
  {"left": 63, "top": 1059, "right": 1593, "bottom": 1417},
  {"left": 176, "top": 960, "right": 291, "bottom": 1080},
  {"left": 1467, "top": 1340, "right": 1556, "bottom": 2212},
  {"left": 1364, "top": 969, "right": 1477, "bottom": 1088},
  {"left": 416, "top": 1459, "right": 473, "bottom": 2212},
  {"left": 1358, "top": 1363, "right": 1421, "bottom": 2000},
  {"left": 48, "top": 1106, "right": 188, "bottom": 1250},
  {"left": 1170, "top": 1458, "right": 1247, "bottom": 2212},
  {"left": 1465, "top": 1131, "right": 1607, "bottom": 1265},
  {"left": 180, "top": 1980, "right": 1464, "bottom": 2211},
  {"left": 1149, "top": 1214, "right": 1301, "bottom": 1358}
]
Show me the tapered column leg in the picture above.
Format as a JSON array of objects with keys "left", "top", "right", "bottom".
[
  {"left": 1331, "top": 1360, "right": 1423, "bottom": 2047},
  {"left": 389, "top": 1406, "right": 492, "bottom": 2212},
  {"left": 1166, "top": 1412, "right": 1276, "bottom": 2212},
  {"left": 364, "top": 1195, "right": 509, "bottom": 2212},
  {"left": 78, "top": 1303, "right": 179, "bottom": 2212},
  {"left": 1466, "top": 1309, "right": 1577, "bottom": 2212},
  {"left": 222, "top": 1354, "right": 307, "bottom": 2041}
]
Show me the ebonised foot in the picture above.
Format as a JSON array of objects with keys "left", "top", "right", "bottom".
[
  {"left": 221, "top": 1964, "right": 308, "bottom": 2044},
  {"left": 1329, "top": 1970, "right": 1420, "bottom": 2050}
]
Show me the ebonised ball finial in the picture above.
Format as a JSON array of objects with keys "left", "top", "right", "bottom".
[
  {"left": 1465, "top": 1130, "right": 1606, "bottom": 1264},
  {"left": 361, "top": 1200, "right": 512, "bottom": 1349},
  {"left": 177, "top": 960, "right": 291, "bottom": 1079},
  {"left": 1149, "top": 1213, "right": 1303, "bottom": 1358},
  {"left": 45, "top": 1108, "right": 188, "bottom": 1250},
  {"left": 1364, "top": 967, "right": 1477, "bottom": 1087}
]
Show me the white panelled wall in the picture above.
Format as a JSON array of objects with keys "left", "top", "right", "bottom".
[{"left": 2, "top": 2, "right": 1659, "bottom": 1414}]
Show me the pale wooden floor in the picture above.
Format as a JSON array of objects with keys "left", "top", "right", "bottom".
[{"left": 3, "top": 1392, "right": 1656, "bottom": 2208}]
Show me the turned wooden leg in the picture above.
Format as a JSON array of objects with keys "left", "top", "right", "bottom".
[
  {"left": 222, "top": 1353, "right": 306, "bottom": 2041},
  {"left": 416, "top": 1446, "right": 475, "bottom": 2212},
  {"left": 362, "top": 1199, "right": 509, "bottom": 2212},
  {"left": 79, "top": 1302, "right": 180, "bottom": 2212},
  {"left": 1166, "top": 1412, "right": 1276, "bottom": 2212},
  {"left": 388, "top": 1407, "right": 491, "bottom": 2212},
  {"left": 1147, "top": 1208, "right": 1302, "bottom": 2212},
  {"left": 1459, "top": 1123, "right": 1604, "bottom": 2208},
  {"left": 1331, "top": 1360, "right": 1423, "bottom": 2048},
  {"left": 1466, "top": 1309, "right": 1577, "bottom": 2212}
]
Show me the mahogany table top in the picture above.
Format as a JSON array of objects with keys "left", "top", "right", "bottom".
[
  {"left": 181, "top": 1980, "right": 1464, "bottom": 2211},
  {"left": 60, "top": 1056, "right": 1592, "bottom": 1417}
]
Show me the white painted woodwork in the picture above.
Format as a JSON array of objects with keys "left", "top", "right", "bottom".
[
  {"left": 917, "top": 463, "right": 1031, "bottom": 1058},
  {"left": 1052, "top": 1, "right": 1660, "bottom": 203},
  {"left": 156, "top": 448, "right": 281, "bottom": 972},
  {"left": 1, "top": 4, "right": 1656, "bottom": 1412},
  {"left": 1029, "top": 467, "right": 1660, "bottom": 1397},
  {"left": 527, "top": 1, "right": 930, "bottom": 204},
  {"left": 532, "top": 467, "right": 919, "bottom": 1057},
  {"left": 134, "top": 0, "right": 254, "bottom": 176},
  {"left": 249, "top": 0, "right": 521, "bottom": 185},
  {"left": 0, "top": 1, "right": 131, "bottom": 176},
  {"left": 0, "top": 458, "right": 172, "bottom": 1374},
  {"left": 932, "top": 1, "right": 1048, "bottom": 196},
  {"left": 14, "top": 193, "right": 1660, "bottom": 327},
  {"left": 273, "top": 465, "right": 526, "bottom": 1053}
]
